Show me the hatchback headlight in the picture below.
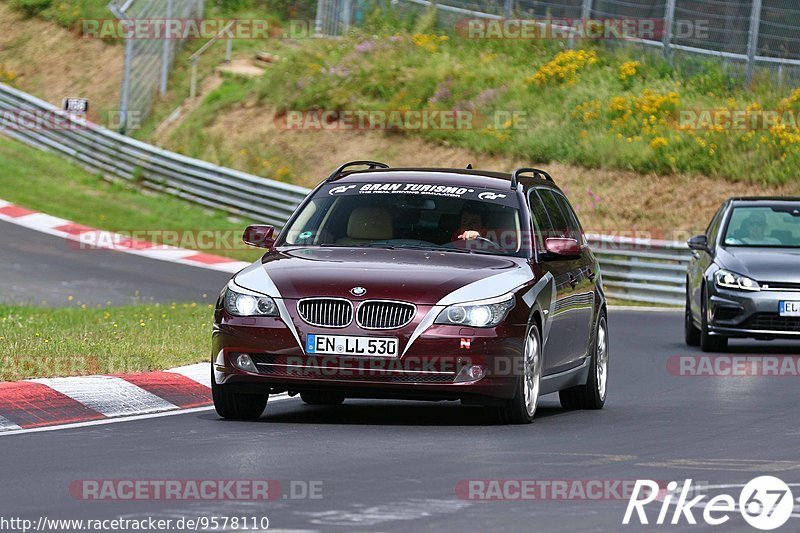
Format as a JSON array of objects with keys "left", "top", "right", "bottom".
[
  {"left": 715, "top": 269, "right": 761, "bottom": 292},
  {"left": 224, "top": 286, "right": 279, "bottom": 316},
  {"left": 435, "top": 294, "right": 515, "bottom": 328}
]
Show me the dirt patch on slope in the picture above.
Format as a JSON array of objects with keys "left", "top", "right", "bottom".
[{"left": 0, "top": 3, "right": 122, "bottom": 116}]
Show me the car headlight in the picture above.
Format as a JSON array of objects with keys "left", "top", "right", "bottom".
[
  {"left": 224, "top": 286, "right": 279, "bottom": 316},
  {"left": 435, "top": 294, "right": 515, "bottom": 328},
  {"left": 715, "top": 269, "right": 761, "bottom": 292}
]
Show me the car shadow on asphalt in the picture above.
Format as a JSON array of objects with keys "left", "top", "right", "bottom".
[{"left": 205, "top": 398, "right": 581, "bottom": 426}]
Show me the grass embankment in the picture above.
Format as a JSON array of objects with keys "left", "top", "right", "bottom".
[
  {"left": 0, "top": 136, "right": 262, "bottom": 262},
  {"left": 161, "top": 9, "right": 800, "bottom": 187},
  {"left": 0, "top": 303, "right": 212, "bottom": 381}
]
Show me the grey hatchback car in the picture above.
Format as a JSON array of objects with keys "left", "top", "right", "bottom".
[{"left": 685, "top": 198, "right": 800, "bottom": 352}]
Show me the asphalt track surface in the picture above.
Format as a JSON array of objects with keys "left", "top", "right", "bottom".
[
  {"left": 0, "top": 220, "right": 231, "bottom": 306},
  {"left": 2, "top": 223, "right": 800, "bottom": 531}
]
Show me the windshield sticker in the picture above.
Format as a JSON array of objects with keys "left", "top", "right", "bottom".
[{"left": 325, "top": 182, "right": 516, "bottom": 204}]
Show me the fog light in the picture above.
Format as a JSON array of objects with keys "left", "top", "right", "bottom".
[
  {"left": 233, "top": 353, "right": 258, "bottom": 373},
  {"left": 454, "top": 364, "right": 486, "bottom": 383}
]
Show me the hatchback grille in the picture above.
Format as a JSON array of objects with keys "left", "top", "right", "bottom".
[
  {"left": 357, "top": 301, "right": 416, "bottom": 330},
  {"left": 744, "top": 313, "right": 800, "bottom": 333},
  {"left": 297, "top": 298, "right": 353, "bottom": 328}
]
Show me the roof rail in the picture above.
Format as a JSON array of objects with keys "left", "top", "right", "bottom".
[
  {"left": 510, "top": 167, "right": 554, "bottom": 190},
  {"left": 326, "top": 161, "right": 390, "bottom": 182}
]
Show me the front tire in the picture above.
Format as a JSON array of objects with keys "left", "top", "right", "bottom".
[
  {"left": 493, "top": 324, "right": 542, "bottom": 425},
  {"left": 560, "top": 311, "right": 608, "bottom": 410},
  {"left": 212, "top": 369, "right": 268, "bottom": 420},
  {"left": 700, "top": 287, "right": 728, "bottom": 352}
]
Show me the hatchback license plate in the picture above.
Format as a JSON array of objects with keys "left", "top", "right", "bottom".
[
  {"left": 779, "top": 301, "right": 800, "bottom": 317},
  {"left": 306, "top": 334, "right": 399, "bottom": 357}
]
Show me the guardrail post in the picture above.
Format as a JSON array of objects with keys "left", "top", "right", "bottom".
[
  {"left": 504, "top": 0, "right": 513, "bottom": 19},
  {"left": 662, "top": 0, "right": 676, "bottom": 62},
  {"left": 159, "top": 0, "right": 175, "bottom": 96},
  {"left": 746, "top": 0, "right": 763, "bottom": 86},
  {"left": 225, "top": 29, "right": 233, "bottom": 63}
]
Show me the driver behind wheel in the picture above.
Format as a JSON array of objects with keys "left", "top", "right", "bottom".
[{"left": 454, "top": 206, "right": 487, "bottom": 242}]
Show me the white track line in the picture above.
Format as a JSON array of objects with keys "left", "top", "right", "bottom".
[
  {"left": 29, "top": 375, "right": 178, "bottom": 417},
  {"left": 0, "top": 394, "right": 293, "bottom": 437}
]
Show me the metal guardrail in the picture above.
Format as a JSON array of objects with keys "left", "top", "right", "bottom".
[
  {"left": 0, "top": 82, "right": 689, "bottom": 306},
  {"left": 587, "top": 234, "right": 690, "bottom": 306},
  {"left": 0, "top": 83, "right": 308, "bottom": 228}
]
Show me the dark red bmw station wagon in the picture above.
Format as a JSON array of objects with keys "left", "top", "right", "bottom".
[{"left": 212, "top": 162, "right": 608, "bottom": 423}]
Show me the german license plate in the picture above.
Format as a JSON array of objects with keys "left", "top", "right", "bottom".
[
  {"left": 779, "top": 301, "right": 800, "bottom": 317},
  {"left": 306, "top": 334, "right": 399, "bottom": 357}
]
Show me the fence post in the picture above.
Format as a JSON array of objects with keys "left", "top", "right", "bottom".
[
  {"left": 342, "top": 0, "right": 352, "bottom": 34},
  {"left": 746, "top": 0, "right": 763, "bottom": 86},
  {"left": 662, "top": 0, "right": 676, "bottom": 62},
  {"left": 315, "top": 0, "right": 324, "bottom": 36},
  {"left": 119, "top": 34, "right": 134, "bottom": 134},
  {"left": 504, "top": 0, "right": 513, "bottom": 19},
  {"left": 581, "top": 0, "right": 592, "bottom": 20},
  {"left": 159, "top": 0, "right": 175, "bottom": 96}
]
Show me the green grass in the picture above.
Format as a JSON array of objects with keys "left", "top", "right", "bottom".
[
  {"left": 0, "top": 136, "right": 263, "bottom": 262},
  {"left": 0, "top": 302, "right": 213, "bottom": 381}
]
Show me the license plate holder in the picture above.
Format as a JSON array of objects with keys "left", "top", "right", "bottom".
[
  {"left": 306, "top": 334, "right": 399, "bottom": 357},
  {"left": 779, "top": 301, "right": 800, "bottom": 317}
]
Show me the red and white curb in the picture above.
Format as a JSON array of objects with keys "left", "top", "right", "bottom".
[
  {"left": 0, "top": 198, "right": 250, "bottom": 273},
  {"left": 0, "top": 363, "right": 214, "bottom": 434}
]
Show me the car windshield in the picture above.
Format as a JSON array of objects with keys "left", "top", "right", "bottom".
[
  {"left": 723, "top": 204, "right": 800, "bottom": 248},
  {"left": 279, "top": 181, "right": 526, "bottom": 256}
]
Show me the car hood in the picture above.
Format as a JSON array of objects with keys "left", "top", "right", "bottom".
[
  {"left": 232, "top": 247, "right": 531, "bottom": 305},
  {"left": 716, "top": 247, "right": 800, "bottom": 283}
]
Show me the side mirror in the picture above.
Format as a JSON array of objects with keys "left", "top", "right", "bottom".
[
  {"left": 543, "top": 237, "right": 582, "bottom": 258},
  {"left": 243, "top": 225, "right": 275, "bottom": 249},
  {"left": 687, "top": 234, "right": 709, "bottom": 252}
]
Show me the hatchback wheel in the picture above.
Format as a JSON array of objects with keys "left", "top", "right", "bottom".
[
  {"left": 685, "top": 281, "right": 701, "bottom": 347},
  {"left": 560, "top": 311, "right": 608, "bottom": 410},
  {"left": 700, "top": 287, "right": 728, "bottom": 352}
]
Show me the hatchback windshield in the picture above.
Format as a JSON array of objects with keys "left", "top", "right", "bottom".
[
  {"left": 723, "top": 204, "right": 800, "bottom": 248},
  {"left": 279, "top": 181, "right": 525, "bottom": 256}
]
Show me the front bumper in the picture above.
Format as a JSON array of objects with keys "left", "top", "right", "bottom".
[
  {"left": 707, "top": 286, "right": 800, "bottom": 339},
  {"left": 212, "top": 314, "right": 526, "bottom": 402}
]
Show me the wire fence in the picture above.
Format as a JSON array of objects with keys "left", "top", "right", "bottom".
[
  {"left": 318, "top": 0, "right": 800, "bottom": 84},
  {"left": 108, "top": 0, "right": 205, "bottom": 134}
]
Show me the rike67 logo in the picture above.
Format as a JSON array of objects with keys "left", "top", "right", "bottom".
[{"left": 623, "top": 477, "right": 796, "bottom": 530}]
